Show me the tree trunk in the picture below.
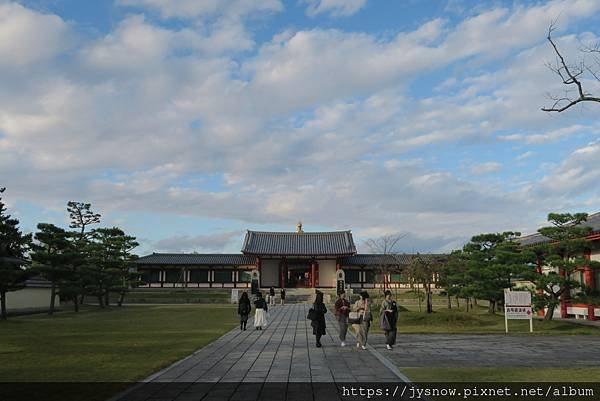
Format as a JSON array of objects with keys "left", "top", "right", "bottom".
[
  {"left": 426, "top": 284, "right": 433, "bottom": 314},
  {"left": 465, "top": 297, "right": 470, "bottom": 312},
  {"left": 545, "top": 304, "right": 555, "bottom": 321},
  {"left": 49, "top": 283, "right": 56, "bottom": 315},
  {"left": 104, "top": 291, "right": 110, "bottom": 307},
  {"left": 1, "top": 291, "right": 7, "bottom": 320},
  {"left": 488, "top": 300, "right": 496, "bottom": 314},
  {"left": 473, "top": 298, "right": 478, "bottom": 306},
  {"left": 447, "top": 293, "right": 451, "bottom": 309},
  {"left": 470, "top": 298, "right": 474, "bottom": 311},
  {"left": 118, "top": 292, "right": 125, "bottom": 307},
  {"left": 97, "top": 295, "right": 104, "bottom": 308},
  {"left": 455, "top": 295, "right": 460, "bottom": 309},
  {"left": 79, "top": 294, "right": 85, "bottom": 305},
  {"left": 73, "top": 296, "right": 79, "bottom": 312}
]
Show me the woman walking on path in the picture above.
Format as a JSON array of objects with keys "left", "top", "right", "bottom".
[
  {"left": 269, "top": 287, "right": 276, "bottom": 306},
  {"left": 334, "top": 291, "right": 350, "bottom": 347},
  {"left": 238, "top": 291, "right": 251, "bottom": 331},
  {"left": 310, "top": 290, "right": 327, "bottom": 348},
  {"left": 352, "top": 291, "right": 372, "bottom": 350},
  {"left": 253, "top": 292, "right": 268, "bottom": 330},
  {"left": 280, "top": 288, "right": 286, "bottom": 305},
  {"left": 380, "top": 290, "right": 398, "bottom": 350}
]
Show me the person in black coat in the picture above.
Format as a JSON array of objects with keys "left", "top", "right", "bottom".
[
  {"left": 311, "top": 290, "right": 327, "bottom": 347},
  {"left": 238, "top": 291, "right": 251, "bottom": 331}
]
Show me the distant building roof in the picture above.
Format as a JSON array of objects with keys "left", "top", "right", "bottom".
[
  {"left": 135, "top": 253, "right": 255, "bottom": 266},
  {"left": 517, "top": 212, "right": 600, "bottom": 246},
  {"left": 241, "top": 230, "right": 357, "bottom": 256}
]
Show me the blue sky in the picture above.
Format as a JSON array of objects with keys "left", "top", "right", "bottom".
[{"left": 1, "top": 0, "right": 599, "bottom": 255}]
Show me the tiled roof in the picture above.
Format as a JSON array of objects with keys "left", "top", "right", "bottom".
[
  {"left": 518, "top": 212, "right": 600, "bottom": 246},
  {"left": 135, "top": 253, "right": 255, "bottom": 266},
  {"left": 339, "top": 254, "right": 445, "bottom": 266},
  {"left": 241, "top": 230, "right": 357, "bottom": 256}
]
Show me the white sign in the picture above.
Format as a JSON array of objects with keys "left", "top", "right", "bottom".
[
  {"left": 505, "top": 291, "right": 531, "bottom": 307},
  {"left": 504, "top": 290, "right": 533, "bottom": 332},
  {"left": 231, "top": 289, "right": 239, "bottom": 304}
]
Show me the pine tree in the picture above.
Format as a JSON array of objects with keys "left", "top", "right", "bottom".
[{"left": 0, "top": 187, "right": 32, "bottom": 319}]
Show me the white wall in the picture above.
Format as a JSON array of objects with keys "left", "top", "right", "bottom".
[
  {"left": 319, "top": 259, "right": 336, "bottom": 287},
  {"left": 6, "top": 288, "right": 58, "bottom": 311}
]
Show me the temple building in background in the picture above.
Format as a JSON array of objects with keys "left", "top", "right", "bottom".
[{"left": 135, "top": 223, "right": 422, "bottom": 290}]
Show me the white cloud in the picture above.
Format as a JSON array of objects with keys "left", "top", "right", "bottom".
[
  {"left": 1, "top": 0, "right": 599, "bottom": 254},
  {"left": 471, "top": 162, "right": 502, "bottom": 175},
  {"left": 304, "top": 0, "right": 367, "bottom": 17},
  {"left": 117, "top": 0, "right": 283, "bottom": 20},
  {"left": 0, "top": 2, "right": 69, "bottom": 70},
  {"left": 515, "top": 151, "right": 534, "bottom": 161},
  {"left": 153, "top": 231, "right": 242, "bottom": 252}
]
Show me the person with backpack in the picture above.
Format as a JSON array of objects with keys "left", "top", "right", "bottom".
[
  {"left": 238, "top": 291, "right": 251, "bottom": 331},
  {"left": 253, "top": 292, "right": 268, "bottom": 330},
  {"left": 380, "top": 290, "right": 398, "bottom": 350}
]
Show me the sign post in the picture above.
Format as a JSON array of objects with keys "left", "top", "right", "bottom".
[
  {"left": 336, "top": 269, "right": 346, "bottom": 295},
  {"left": 504, "top": 289, "right": 533, "bottom": 333},
  {"left": 231, "top": 289, "right": 239, "bottom": 304},
  {"left": 251, "top": 270, "right": 260, "bottom": 295}
]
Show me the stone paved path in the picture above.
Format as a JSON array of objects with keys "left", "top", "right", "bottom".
[
  {"left": 112, "top": 304, "right": 405, "bottom": 401},
  {"left": 385, "top": 334, "right": 600, "bottom": 368}
]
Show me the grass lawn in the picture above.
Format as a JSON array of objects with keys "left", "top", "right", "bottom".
[
  {"left": 366, "top": 302, "right": 600, "bottom": 335},
  {"left": 0, "top": 304, "right": 238, "bottom": 382},
  {"left": 402, "top": 367, "right": 600, "bottom": 382}
]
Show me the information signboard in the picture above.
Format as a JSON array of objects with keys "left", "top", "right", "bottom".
[
  {"left": 504, "top": 289, "right": 533, "bottom": 333},
  {"left": 251, "top": 270, "right": 260, "bottom": 295},
  {"left": 231, "top": 289, "right": 239, "bottom": 304},
  {"left": 336, "top": 270, "right": 345, "bottom": 295}
]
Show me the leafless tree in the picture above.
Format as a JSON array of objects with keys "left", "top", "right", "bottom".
[
  {"left": 364, "top": 234, "right": 406, "bottom": 295},
  {"left": 542, "top": 22, "right": 600, "bottom": 112}
]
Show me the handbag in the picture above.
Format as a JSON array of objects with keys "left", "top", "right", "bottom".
[
  {"left": 307, "top": 308, "right": 317, "bottom": 320},
  {"left": 348, "top": 311, "right": 362, "bottom": 324},
  {"left": 380, "top": 312, "right": 391, "bottom": 331}
]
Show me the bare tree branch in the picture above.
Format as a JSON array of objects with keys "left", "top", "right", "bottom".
[{"left": 542, "top": 23, "right": 600, "bottom": 112}]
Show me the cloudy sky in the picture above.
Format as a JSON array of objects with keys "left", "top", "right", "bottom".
[{"left": 1, "top": 0, "right": 599, "bottom": 255}]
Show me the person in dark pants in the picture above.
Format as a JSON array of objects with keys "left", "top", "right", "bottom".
[
  {"left": 280, "top": 288, "right": 286, "bottom": 305},
  {"left": 380, "top": 290, "right": 398, "bottom": 350},
  {"left": 334, "top": 290, "right": 350, "bottom": 346},
  {"left": 238, "top": 291, "right": 251, "bottom": 331},
  {"left": 311, "top": 290, "right": 327, "bottom": 347},
  {"left": 269, "top": 286, "right": 276, "bottom": 306}
]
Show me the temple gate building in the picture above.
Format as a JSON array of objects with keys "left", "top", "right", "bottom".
[{"left": 135, "top": 224, "right": 418, "bottom": 290}]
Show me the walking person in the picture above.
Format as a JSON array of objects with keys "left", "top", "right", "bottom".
[
  {"left": 310, "top": 290, "right": 327, "bottom": 348},
  {"left": 334, "top": 290, "right": 350, "bottom": 347},
  {"left": 380, "top": 290, "right": 398, "bottom": 350},
  {"left": 269, "top": 286, "right": 276, "bottom": 306},
  {"left": 352, "top": 291, "right": 372, "bottom": 350},
  {"left": 238, "top": 291, "right": 251, "bottom": 331},
  {"left": 253, "top": 292, "right": 268, "bottom": 330},
  {"left": 280, "top": 288, "right": 286, "bottom": 305}
]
